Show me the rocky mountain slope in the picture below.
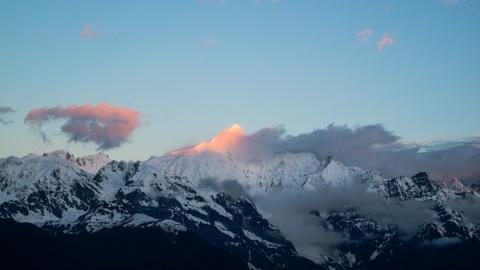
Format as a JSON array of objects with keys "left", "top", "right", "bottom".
[
  {"left": 148, "top": 150, "right": 480, "bottom": 269},
  {"left": 0, "top": 151, "right": 317, "bottom": 270},
  {"left": 1, "top": 150, "right": 479, "bottom": 269}
]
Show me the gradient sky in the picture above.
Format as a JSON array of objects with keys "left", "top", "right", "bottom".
[{"left": 1, "top": 0, "right": 479, "bottom": 161}]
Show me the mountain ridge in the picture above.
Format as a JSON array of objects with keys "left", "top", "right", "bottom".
[{"left": 1, "top": 150, "right": 479, "bottom": 269}]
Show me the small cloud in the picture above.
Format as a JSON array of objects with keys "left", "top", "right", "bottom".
[
  {"left": 385, "top": 5, "right": 391, "bottom": 12},
  {"left": 356, "top": 28, "right": 373, "bottom": 44},
  {"left": 0, "top": 106, "right": 14, "bottom": 125},
  {"left": 25, "top": 103, "right": 141, "bottom": 150},
  {"left": 202, "top": 39, "right": 221, "bottom": 48},
  {"left": 0, "top": 106, "right": 14, "bottom": 114},
  {"left": 377, "top": 33, "right": 395, "bottom": 50},
  {"left": 80, "top": 25, "right": 100, "bottom": 40}
]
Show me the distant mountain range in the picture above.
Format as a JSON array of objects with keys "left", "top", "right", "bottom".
[{"left": 1, "top": 149, "right": 479, "bottom": 270}]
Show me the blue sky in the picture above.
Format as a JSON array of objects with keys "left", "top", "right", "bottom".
[{"left": 1, "top": 0, "right": 479, "bottom": 160}]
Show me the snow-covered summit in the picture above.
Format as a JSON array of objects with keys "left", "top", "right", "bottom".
[
  {"left": 75, "top": 153, "right": 111, "bottom": 174},
  {"left": 1, "top": 148, "right": 479, "bottom": 270},
  {"left": 147, "top": 150, "right": 368, "bottom": 193},
  {"left": 0, "top": 151, "right": 308, "bottom": 270},
  {"left": 41, "top": 150, "right": 111, "bottom": 174}
]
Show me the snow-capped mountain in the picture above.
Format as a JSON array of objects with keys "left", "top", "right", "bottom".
[
  {"left": 149, "top": 150, "right": 479, "bottom": 200},
  {"left": 0, "top": 152, "right": 97, "bottom": 224},
  {"left": 0, "top": 151, "right": 316, "bottom": 270},
  {"left": 309, "top": 171, "right": 480, "bottom": 269},
  {"left": 1, "top": 149, "right": 479, "bottom": 270},
  {"left": 147, "top": 151, "right": 366, "bottom": 193},
  {"left": 148, "top": 150, "right": 480, "bottom": 269},
  {"left": 42, "top": 150, "right": 111, "bottom": 174}
]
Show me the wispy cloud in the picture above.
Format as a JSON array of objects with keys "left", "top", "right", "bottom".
[
  {"left": 202, "top": 39, "right": 221, "bottom": 48},
  {"left": 80, "top": 25, "right": 100, "bottom": 40},
  {"left": 356, "top": 28, "right": 373, "bottom": 44},
  {"left": 377, "top": 33, "right": 395, "bottom": 50},
  {"left": 0, "top": 106, "right": 14, "bottom": 125},
  {"left": 25, "top": 103, "right": 141, "bottom": 150}
]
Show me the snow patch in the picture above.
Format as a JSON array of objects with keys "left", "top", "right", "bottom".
[
  {"left": 124, "top": 214, "right": 158, "bottom": 227},
  {"left": 242, "top": 229, "right": 281, "bottom": 249},
  {"left": 158, "top": 219, "right": 187, "bottom": 233},
  {"left": 214, "top": 221, "right": 236, "bottom": 238}
]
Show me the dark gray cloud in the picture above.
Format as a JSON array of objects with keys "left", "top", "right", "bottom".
[
  {"left": 448, "top": 198, "right": 480, "bottom": 224},
  {"left": 192, "top": 124, "right": 479, "bottom": 262},
  {"left": 0, "top": 106, "right": 14, "bottom": 125},
  {"left": 229, "top": 124, "right": 480, "bottom": 184},
  {"left": 254, "top": 182, "right": 435, "bottom": 263}
]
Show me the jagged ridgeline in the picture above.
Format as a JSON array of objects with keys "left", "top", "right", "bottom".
[{"left": 1, "top": 150, "right": 479, "bottom": 270}]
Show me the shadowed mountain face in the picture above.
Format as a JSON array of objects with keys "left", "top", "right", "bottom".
[
  {"left": 0, "top": 219, "right": 248, "bottom": 270},
  {"left": 1, "top": 151, "right": 479, "bottom": 270},
  {"left": 0, "top": 152, "right": 319, "bottom": 270}
]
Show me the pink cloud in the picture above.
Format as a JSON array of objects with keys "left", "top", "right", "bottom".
[
  {"left": 202, "top": 39, "right": 221, "bottom": 48},
  {"left": 377, "top": 33, "right": 395, "bottom": 50},
  {"left": 25, "top": 103, "right": 140, "bottom": 150},
  {"left": 356, "top": 28, "right": 373, "bottom": 44},
  {"left": 80, "top": 25, "right": 100, "bottom": 40}
]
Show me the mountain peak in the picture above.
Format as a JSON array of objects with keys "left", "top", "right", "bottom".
[
  {"left": 75, "top": 153, "right": 111, "bottom": 174},
  {"left": 40, "top": 150, "right": 110, "bottom": 174},
  {"left": 168, "top": 124, "right": 244, "bottom": 156},
  {"left": 42, "top": 150, "right": 76, "bottom": 162}
]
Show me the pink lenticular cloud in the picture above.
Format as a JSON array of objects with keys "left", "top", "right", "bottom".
[
  {"left": 377, "top": 33, "right": 395, "bottom": 50},
  {"left": 25, "top": 103, "right": 140, "bottom": 150}
]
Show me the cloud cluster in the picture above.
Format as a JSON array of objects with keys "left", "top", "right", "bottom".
[
  {"left": 254, "top": 183, "right": 435, "bottom": 263},
  {"left": 356, "top": 28, "right": 373, "bottom": 44},
  {"left": 223, "top": 124, "right": 480, "bottom": 184},
  {"left": 238, "top": 126, "right": 476, "bottom": 262},
  {"left": 355, "top": 29, "right": 396, "bottom": 51},
  {"left": 25, "top": 103, "right": 140, "bottom": 150},
  {"left": 0, "top": 106, "right": 14, "bottom": 125}
]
